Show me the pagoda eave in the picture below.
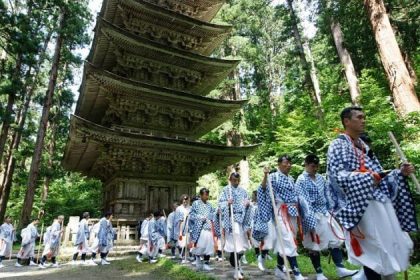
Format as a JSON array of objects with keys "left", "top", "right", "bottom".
[
  {"left": 116, "top": 0, "right": 226, "bottom": 22},
  {"left": 88, "top": 18, "right": 239, "bottom": 95},
  {"left": 75, "top": 63, "right": 247, "bottom": 138},
  {"left": 63, "top": 115, "right": 259, "bottom": 181},
  {"left": 101, "top": 0, "right": 231, "bottom": 56}
]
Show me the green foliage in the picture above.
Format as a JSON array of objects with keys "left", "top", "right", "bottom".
[
  {"left": 0, "top": 0, "right": 418, "bottom": 267},
  {"left": 6, "top": 173, "right": 102, "bottom": 225}
]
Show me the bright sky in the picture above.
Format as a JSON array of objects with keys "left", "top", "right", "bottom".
[
  {"left": 69, "top": 0, "right": 316, "bottom": 110},
  {"left": 69, "top": 0, "right": 102, "bottom": 109}
]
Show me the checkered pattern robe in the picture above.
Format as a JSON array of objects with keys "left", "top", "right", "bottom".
[
  {"left": 213, "top": 208, "right": 222, "bottom": 238},
  {"left": 327, "top": 134, "right": 417, "bottom": 232},
  {"left": 189, "top": 200, "right": 215, "bottom": 243},
  {"left": 296, "top": 172, "right": 329, "bottom": 234},
  {"left": 98, "top": 218, "right": 114, "bottom": 248},
  {"left": 74, "top": 218, "right": 89, "bottom": 246},
  {"left": 218, "top": 185, "right": 251, "bottom": 234},
  {"left": 0, "top": 223, "right": 14, "bottom": 243},
  {"left": 148, "top": 218, "right": 158, "bottom": 246},
  {"left": 166, "top": 212, "right": 177, "bottom": 242},
  {"left": 46, "top": 221, "right": 61, "bottom": 249},
  {"left": 253, "top": 171, "right": 299, "bottom": 241},
  {"left": 174, "top": 205, "right": 190, "bottom": 237},
  {"left": 21, "top": 223, "right": 39, "bottom": 246}
]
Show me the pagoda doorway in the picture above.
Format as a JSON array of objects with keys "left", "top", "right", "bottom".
[{"left": 148, "top": 186, "right": 170, "bottom": 214}]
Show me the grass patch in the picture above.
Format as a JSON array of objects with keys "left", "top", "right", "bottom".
[{"left": 244, "top": 250, "right": 419, "bottom": 280}]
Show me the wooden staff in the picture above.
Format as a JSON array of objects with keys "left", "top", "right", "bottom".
[
  {"left": 228, "top": 186, "right": 239, "bottom": 280},
  {"left": 183, "top": 215, "right": 190, "bottom": 264},
  {"left": 9, "top": 220, "right": 17, "bottom": 260},
  {"left": 266, "top": 171, "right": 292, "bottom": 280},
  {"left": 219, "top": 209, "right": 225, "bottom": 266},
  {"left": 388, "top": 132, "right": 420, "bottom": 193},
  {"left": 36, "top": 222, "right": 45, "bottom": 263}
]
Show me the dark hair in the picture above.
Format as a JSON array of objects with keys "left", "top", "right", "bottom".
[
  {"left": 340, "top": 107, "right": 363, "bottom": 127},
  {"left": 104, "top": 211, "right": 113, "bottom": 218},
  {"left": 360, "top": 132, "right": 372, "bottom": 144},
  {"left": 229, "top": 172, "right": 240, "bottom": 180},
  {"left": 179, "top": 194, "right": 189, "bottom": 204},
  {"left": 199, "top": 187, "right": 209, "bottom": 195},
  {"left": 30, "top": 217, "right": 39, "bottom": 222},
  {"left": 153, "top": 210, "right": 162, "bottom": 217},
  {"left": 82, "top": 212, "right": 90, "bottom": 219},
  {"left": 278, "top": 154, "right": 291, "bottom": 163},
  {"left": 305, "top": 154, "right": 320, "bottom": 165},
  {"left": 191, "top": 195, "right": 200, "bottom": 203}
]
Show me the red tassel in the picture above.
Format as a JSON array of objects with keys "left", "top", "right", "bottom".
[
  {"left": 259, "top": 241, "right": 264, "bottom": 251},
  {"left": 310, "top": 232, "right": 315, "bottom": 243},
  {"left": 315, "top": 234, "right": 320, "bottom": 244},
  {"left": 351, "top": 234, "right": 363, "bottom": 256}
]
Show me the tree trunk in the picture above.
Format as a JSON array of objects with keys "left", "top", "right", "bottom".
[
  {"left": 20, "top": 11, "right": 65, "bottom": 227},
  {"left": 401, "top": 50, "right": 417, "bottom": 85},
  {"left": 286, "top": 0, "right": 323, "bottom": 113},
  {"left": 330, "top": 20, "right": 361, "bottom": 105},
  {"left": 0, "top": 28, "right": 53, "bottom": 219},
  {"left": 364, "top": 0, "right": 420, "bottom": 116},
  {"left": 41, "top": 121, "right": 57, "bottom": 203},
  {"left": 0, "top": 56, "right": 21, "bottom": 171},
  {"left": 303, "top": 41, "right": 322, "bottom": 105}
]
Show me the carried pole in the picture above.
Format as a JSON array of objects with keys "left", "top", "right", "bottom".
[
  {"left": 183, "top": 215, "right": 190, "bottom": 264},
  {"left": 36, "top": 222, "right": 45, "bottom": 263},
  {"left": 228, "top": 186, "right": 239, "bottom": 280},
  {"left": 266, "top": 171, "right": 292, "bottom": 280},
  {"left": 388, "top": 132, "right": 420, "bottom": 193},
  {"left": 219, "top": 209, "right": 225, "bottom": 265}
]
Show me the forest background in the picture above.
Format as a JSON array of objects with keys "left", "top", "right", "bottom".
[{"left": 0, "top": 0, "right": 418, "bottom": 263}]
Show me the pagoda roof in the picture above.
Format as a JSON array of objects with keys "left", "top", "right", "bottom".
[
  {"left": 62, "top": 115, "right": 259, "bottom": 182},
  {"left": 100, "top": 0, "right": 226, "bottom": 22},
  {"left": 76, "top": 63, "right": 247, "bottom": 138},
  {"left": 100, "top": 0, "right": 231, "bottom": 56},
  {"left": 88, "top": 18, "right": 239, "bottom": 95}
]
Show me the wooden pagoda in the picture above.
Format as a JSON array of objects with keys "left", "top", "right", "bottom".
[{"left": 63, "top": 0, "right": 258, "bottom": 223}]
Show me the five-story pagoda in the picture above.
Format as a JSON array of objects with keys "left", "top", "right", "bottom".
[{"left": 63, "top": 0, "right": 258, "bottom": 223}]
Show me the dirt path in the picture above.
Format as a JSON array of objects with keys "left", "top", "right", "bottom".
[{"left": 0, "top": 257, "right": 172, "bottom": 280}]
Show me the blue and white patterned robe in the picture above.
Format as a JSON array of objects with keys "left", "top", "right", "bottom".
[
  {"left": 157, "top": 217, "right": 166, "bottom": 239},
  {"left": 166, "top": 212, "right": 177, "bottom": 242},
  {"left": 296, "top": 171, "right": 329, "bottom": 234},
  {"left": 148, "top": 218, "right": 165, "bottom": 246},
  {"left": 21, "top": 223, "right": 39, "bottom": 246},
  {"left": 0, "top": 223, "right": 14, "bottom": 256},
  {"left": 98, "top": 217, "right": 114, "bottom": 251},
  {"left": 189, "top": 200, "right": 215, "bottom": 243},
  {"left": 253, "top": 171, "right": 299, "bottom": 241},
  {"left": 327, "top": 134, "right": 417, "bottom": 232},
  {"left": 218, "top": 185, "right": 251, "bottom": 233},
  {"left": 18, "top": 223, "right": 39, "bottom": 259},
  {"left": 0, "top": 223, "right": 14, "bottom": 243},
  {"left": 174, "top": 205, "right": 190, "bottom": 239},
  {"left": 42, "top": 220, "right": 61, "bottom": 257},
  {"left": 74, "top": 218, "right": 90, "bottom": 246}
]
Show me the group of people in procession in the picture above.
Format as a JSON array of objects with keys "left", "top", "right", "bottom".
[
  {"left": 0, "top": 212, "right": 115, "bottom": 269},
  {"left": 0, "top": 107, "right": 417, "bottom": 280},
  {"left": 133, "top": 107, "right": 417, "bottom": 280}
]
